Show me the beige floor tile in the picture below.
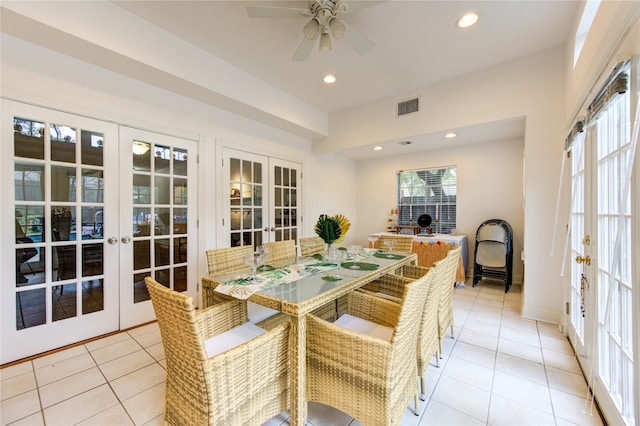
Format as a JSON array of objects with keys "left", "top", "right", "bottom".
[
  {"left": 32, "top": 345, "right": 88, "bottom": 370},
  {"left": 442, "top": 357, "right": 494, "bottom": 391},
  {"left": 430, "top": 376, "right": 490, "bottom": 422},
  {"left": 498, "top": 338, "right": 543, "bottom": 364},
  {"left": 5, "top": 411, "right": 45, "bottom": 426},
  {"left": 462, "top": 318, "right": 500, "bottom": 337},
  {"left": 450, "top": 341, "right": 497, "bottom": 369},
  {"left": 98, "top": 349, "right": 156, "bottom": 382},
  {"left": 0, "top": 362, "right": 33, "bottom": 381},
  {"left": 127, "top": 322, "right": 160, "bottom": 338},
  {"left": 43, "top": 384, "right": 119, "bottom": 425},
  {"left": 144, "top": 342, "right": 166, "bottom": 362},
  {"left": 542, "top": 348, "right": 582, "bottom": 374},
  {"left": 492, "top": 371, "right": 553, "bottom": 414},
  {"left": 419, "top": 400, "right": 485, "bottom": 426},
  {"left": 77, "top": 404, "right": 134, "bottom": 425},
  {"left": 550, "top": 388, "right": 604, "bottom": 426},
  {"left": 89, "top": 337, "right": 143, "bottom": 365},
  {"left": 495, "top": 353, "right": 548, "bottom": 385},
  {"left": 142, "top": 413, "right": 166, "bottom": 426},
  {"left": 546, "top": 366, "right": 589, "bottom": 398},
  {"left": 84, "top": 331, "right": 132, "bottom": 352},
  {"left": 0, "top": 389, "right": 41, "bottom": 425},
  {"left": 500, "top": 316, "right": 538, "bottom": 334},
  {"left": 499, "top": 325, "right": 540, "bottom": 347},
  {"left": 110, "top": 363, "right": 166, "bottom": 401},
  {"left": 34, "top": 353, "right": 96, "bottom": 387},
  {"left": 39, "top": 367, "right": 106, "bottom": 408},
  {"left": 457, "top": 328, "right": 499, "bottom": 351},
  {"left": 130, "top": 328, "right": 162, "bottom": 349},
  {"left": 540, "top": 334, "right": 574, "bottom": 354},
  {"left": 488, "top": 394, "right": 556, "bottom": 426},
  {"left": 537, "top": 322, "right": 565, "bottom": 339},
  {"left": 121, "top": 382, "right": 165, "bottom": 426},
  {"left": 0, "top": 371, "right": 36, "bottom": 401}
]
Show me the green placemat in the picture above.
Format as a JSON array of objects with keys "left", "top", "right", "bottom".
[
  {"left": 321, "top": 275, "right": 342, "bottom": 282},
  {"left": 311, "top": 253, "right": 324, "bottom": 260},
  {"left": 256, "top": 264, "right": 276, "bottom": 272},
  {"left": 373, "top": 252, "right": 406, "bottom": 260},
  {"left": 342, "top": 261, "right": 379, "bottom": 270}
]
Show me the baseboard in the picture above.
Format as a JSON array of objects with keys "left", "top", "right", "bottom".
[{"left": 521, "top": 304, "right": 561, "bottom": 324}]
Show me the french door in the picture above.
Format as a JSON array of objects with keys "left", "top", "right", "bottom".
[
  {"left": 118, "top": 127, "right": 198, "bottom": 328},
  {"left": 221, "top": 148, "right": 300, "bottom": 248},
  {"left": 1, "top": 101, "right": 198, "bottom": 363},
  {"left": 567, "top": 62, "right": 636, "bottom": 426},
  {"left": 2, "top": 101, "right": 119, "bottom": 364}
]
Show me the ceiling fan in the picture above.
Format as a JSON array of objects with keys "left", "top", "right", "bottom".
[{"left": 247, "top": 0, "right": 378, "bottom": 61}]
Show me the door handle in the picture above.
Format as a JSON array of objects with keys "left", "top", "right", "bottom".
[
  {"left": 121, "top": 236, "right": 132, "bottom": 244},
  {"left": 107, "top": 237, "right": 118, "bottom": 244},
  {"left": 575, "top": 255, "right": 591, "bottom": 265}
]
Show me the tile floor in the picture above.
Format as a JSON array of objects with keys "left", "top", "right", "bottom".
[{"left": 1, "top": 279, "right": 605, "bottom": 426}]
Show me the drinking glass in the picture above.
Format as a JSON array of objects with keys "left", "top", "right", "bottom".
[
  {"left": 243, "top": 252, "right": 262, "bottom": 282},
  {"left": 347, "top": 245, "right": 363, "bottom": 268},
  {"left": 330, "top": 249, "right": 348, "bottom": 278},
  {"left": 383, "top": 239, "right": 397, "bottom": 257}
]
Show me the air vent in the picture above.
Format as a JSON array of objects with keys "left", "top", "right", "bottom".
[{"left": 397, "top": 97, "right": 419, "bottom": 116}]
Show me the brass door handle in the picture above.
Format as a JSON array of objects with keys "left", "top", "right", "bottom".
[{"left": 576, "top": 255, "right": 591, "bottom": 265}]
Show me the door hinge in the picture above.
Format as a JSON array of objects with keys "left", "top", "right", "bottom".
[
  {"left": 196, "top": 154, "right": 199, "bottom": 164},
  {"left": 566, "top": 302, "right": 570, "bottom": 315},
  {"left": 222, "top": 218, "right": 225, "bottom": 226}
]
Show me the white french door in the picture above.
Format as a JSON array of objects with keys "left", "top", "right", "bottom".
[
  {"left": 221, "top": 148, "right": 300, "bottom": 248},
  {"left": 118, "top": 127, "right": 198, "bottom": 328},
  {"left": 1, "top": 102, "right": 199, "bottom": 363},
  {"left": 2, "top": 100, "right": 119, "bottom": 364},
  {"left": 567, "top": 62, "right": 636, "bottom": 426}
]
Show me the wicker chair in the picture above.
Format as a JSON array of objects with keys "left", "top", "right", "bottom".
[
  {"left": 306, "top": 274, "right": 432, "bottom": 425},
  {"left": 437, "top": 246, "right": 462, "bottom": 355},
  {"left": 359, "top": 264, "right": 442, "bottom": 398},
  {"left": 263, "top": 240, "right": 296, "bottom": 263},
  {"left": 298, "top": 236, "right": 324, "bottom": 257},
  {"left": 376, "top": 235, "right": 414, "bottom": 254},
  {"left": 145, "top": 277, "right": 290, "bottom": 426},
  {"left": 204, "top": 245, "right": 279, "bottom": 324}
]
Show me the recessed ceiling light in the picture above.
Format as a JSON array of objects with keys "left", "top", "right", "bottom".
[
  {"left": 457, "top": 12, "right": 478, "bottom": 29},
  {"left": 445, "top": 132, "right": 457, "bottom": 139},
  {"left": 323, "top": 74, "right": 336, "bottom": 84},
  {"left": 399, "top": 140, "right": 412, "bottom": 145},
  {"left": 374, "top": 146, "right": 383, "bottom": 151}
]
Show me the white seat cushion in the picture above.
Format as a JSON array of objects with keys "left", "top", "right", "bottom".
[
  {"left": 204, "top": 322, "right": 266, "bottom": 358},
  {"left": 248, "top": 302, "right": 279, "bottom": 323},
  {"left": 334, "top": 313, "right": 394, "bottom": 341}
]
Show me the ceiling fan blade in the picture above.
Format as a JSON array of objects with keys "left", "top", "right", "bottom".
[
  {"left": 341, "top": 20, "right": 374, "bottom": 55},
  {"left": 247, "top": 5, "right": 310, "bottom": 18},
  {"left": 292, "top": 36, "right": 316, "bottom": 61}
]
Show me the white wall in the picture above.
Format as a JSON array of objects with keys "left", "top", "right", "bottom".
[
  {"left": 356, "top": 137, "right": 525, "bottom": 283},
  {"left": 327, "top": 48, "right": 566, "bottom": 323}
]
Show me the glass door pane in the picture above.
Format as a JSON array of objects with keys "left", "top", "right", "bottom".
[{"left": 270, "top": 158, "right": 300, "bottom": 244}]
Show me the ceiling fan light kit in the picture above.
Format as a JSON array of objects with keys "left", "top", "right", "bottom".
[{"left": 247, "top": 0, "right": 376, "bottom": 61}]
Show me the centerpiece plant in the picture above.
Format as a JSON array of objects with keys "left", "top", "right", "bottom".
[{"left": 314, "top": 214, "right": 351, "bottom": 244}]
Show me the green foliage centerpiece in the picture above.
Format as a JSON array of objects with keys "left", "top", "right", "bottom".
[{"left": 314, "top": 214, "right": 351, "bottom": 260}]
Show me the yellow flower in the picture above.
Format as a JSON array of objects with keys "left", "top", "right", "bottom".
[{"left": 334, "top": 214, "right": 351, "bottom": 243}]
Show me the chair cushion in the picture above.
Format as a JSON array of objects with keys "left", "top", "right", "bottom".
[
  {"left": 204, "top": 322, "right": 266, "bottom": 357},
  {"left": 334, "top": 314, "right": 394, "bottom": 341},
  {"left": 248, "top": 302, "right": 279, "bottom": 323}
]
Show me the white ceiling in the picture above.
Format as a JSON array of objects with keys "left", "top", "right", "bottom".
[
  {"left": 113, "top": 0, "right": 578, "bottom": 115},
  {"left": 109, "top": 0, "right": 578, "bottom": 159}
]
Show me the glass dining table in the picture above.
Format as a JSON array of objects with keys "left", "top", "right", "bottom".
[{"left": 201, "top": 249, "right": 418, "bottom": 426}]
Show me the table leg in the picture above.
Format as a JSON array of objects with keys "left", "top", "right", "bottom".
[{"left": 290, "top": 314, "right": 307, "bottom": 426}]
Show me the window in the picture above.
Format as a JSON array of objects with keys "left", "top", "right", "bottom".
[{"left": 396, "top": 167, "right": 457, "bottom": 233}]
